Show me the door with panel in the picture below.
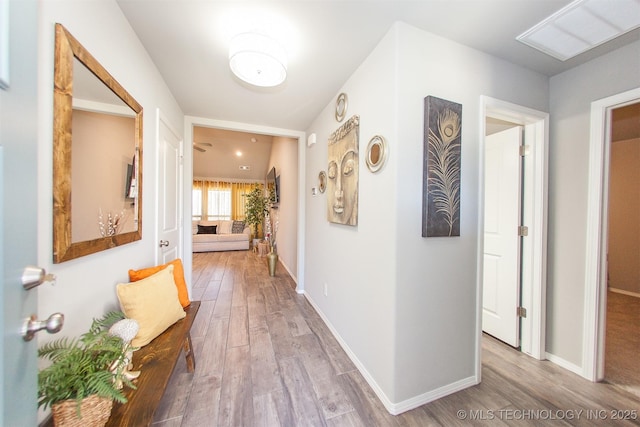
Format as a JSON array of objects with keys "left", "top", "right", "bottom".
[
  {"left": 482, "top": 126, "right": 523, "bottom": 347},
  {"left": 157, "top": 113, "right": 183, "bottom": 265}
]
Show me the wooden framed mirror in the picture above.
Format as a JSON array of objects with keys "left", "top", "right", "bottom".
[{"left": 53, "top": 23, "right": 143, "bottom": 263}]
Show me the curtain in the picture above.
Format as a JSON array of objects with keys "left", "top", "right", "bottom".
[
  {"left": 193, "top": 179, "right": 263, "bottom": 221},
  {"left": 231, "top": 182, "right": 260, "bottom": 220}
]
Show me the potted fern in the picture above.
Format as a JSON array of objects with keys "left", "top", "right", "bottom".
[{"left": 38, "top": 311, "right": 136, "bottom": 426}]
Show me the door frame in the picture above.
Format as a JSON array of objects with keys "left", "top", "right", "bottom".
[
  {"left": 583, "top": 87, "right": 640, "bottom": 382},
  {"left": 156, "top": 109, "right": 184, "bottom": 264},
  {"left": 182, "top": 116, "right": 306, "bottom": 294},
  {"left": 477, "top": 96, "right": 549, "bottom": 376}
]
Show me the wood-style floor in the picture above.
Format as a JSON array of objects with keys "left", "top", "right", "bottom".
[
  {"left": 606, "top": 290, "right": 640, "bottom": 398},
  {"left": 153, "top": 251, "right": 640, "bottom": 426}
]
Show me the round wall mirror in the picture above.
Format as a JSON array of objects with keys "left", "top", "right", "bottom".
[
  {"left": 318, "top": 171, "right": 327, "bottom": 193},
  {"left": 335, "top": 93, "right": 348, "bottom": 122},
  {"left": 366, "top": 135, "right": 387, "bottom": 173}
]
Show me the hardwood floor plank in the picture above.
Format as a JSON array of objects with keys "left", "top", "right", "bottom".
[
  {"left": 152, "top": 353, "right": 192, "bottom": 423},
  {"left": 282, "top": 303, "right": 312, "bottom": 337},
  {"left": 195, "top": 317, "right": 228, "bottom": 377},
  {"left": 217, "top": 345, "right": 254, "bottom": 427},
  {"left": 266, "top": 311, "right": 298, "bottom": 360},
  {"left": 249, "top": 324, "right": 282, "bottom": 396},
  {"left": 200, "top": 279, "right": 221, "bottom": 301},
  {"left": 305, "top": 315, "right": 357, "bottom": 375},
  {"left": 228, "top": 304, "right": 249, "bottom": 348},
  {"left": 181, "top": 374, "right": 222, "bottom": 427},
  {"left": 190, "top": 299, "right": 215, "bottom": 339},
  {"left": 295, "top": 333, "right": 355, "bottom": 419},
  {"left": 278, "top": 356, "right": 327, "bottom": 426},
  {"left": 252, "top": 392, "right": 283, "bottom": 427},
  {"left": 335, "top": 369, "right": 401, "bottom": 427},
  {"left": 247, "top": 291, "right": 268, "bottom": 331}
]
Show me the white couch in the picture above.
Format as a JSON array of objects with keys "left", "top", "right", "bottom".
[{"left": 192, "top": 220, "right": 251, "bottom": 252}]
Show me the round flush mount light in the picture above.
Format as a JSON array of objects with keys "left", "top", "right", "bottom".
[{"left": 229, "top": 32, "right": 287, "bottom": 87}]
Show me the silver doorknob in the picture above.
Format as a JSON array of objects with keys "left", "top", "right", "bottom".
[
  {"left": 22, "top": 266, "right": 56, "bottom": 290},
  {"left": 159, "top": 240, "right": 169, "bottom": 247},
  {"left": 22, "top": 313, "right": 64, "bottom": 342}
]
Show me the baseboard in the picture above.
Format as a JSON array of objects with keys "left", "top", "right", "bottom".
[
  {"left": 278, "top": 258, "right": 297, "bottom": 284},
  {"left": 390, "top": 375, "right": 478, "bottom": 415},
  {"left": 545, "top": 352, "right": 583, "bottom": 377},
  {"left": 609, "top": 288, "right": 640, "bottom": 298},
  {"left": 303, "top": 292, "right": 478, "bottom": 415}
]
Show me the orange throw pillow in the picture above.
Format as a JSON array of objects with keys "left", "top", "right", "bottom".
[{"left": 128, "top": 259, "right": 190, "bottom": 308}]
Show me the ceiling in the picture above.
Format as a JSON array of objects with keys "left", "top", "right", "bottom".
[
  {"left": 192, "top": 127, "right": 274, "bottom": 180},
  {"left": 117, "top": 0, "right": 640, "bottom": 132}
]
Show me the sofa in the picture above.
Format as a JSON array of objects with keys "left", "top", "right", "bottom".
[{"left": 192, "top": 220, "right": 251, "bottom": 252}]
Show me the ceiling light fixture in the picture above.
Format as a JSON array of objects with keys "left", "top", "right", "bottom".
[
  {"left": 229, "top": 32, "right": 287, "bottom": 87},
  {"left": 517, "top": 0, "right": 640, "bottom": 61}
]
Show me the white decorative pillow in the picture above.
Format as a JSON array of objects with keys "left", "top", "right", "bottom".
[
  {"left": 116, "top": 264, "right": 186, "bottom": 347},
  {"left": 218, "top": 220, "right": 233, "bottom": 234}
]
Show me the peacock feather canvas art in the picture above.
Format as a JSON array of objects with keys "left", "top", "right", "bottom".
[{"left": 422, "top": 96, "right": 462, "bottom": 237}]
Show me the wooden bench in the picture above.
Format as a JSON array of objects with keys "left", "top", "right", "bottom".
[{"left": 105, "top": 300, "right": 200, "bottom": 426}]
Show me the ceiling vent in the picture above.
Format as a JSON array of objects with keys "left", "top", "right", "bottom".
[
  {"left": 239, "top": 165, "right": 250, "bottom": 171},
  {"left": 517, "top": 0, "right": 640, "bottom": 61}
]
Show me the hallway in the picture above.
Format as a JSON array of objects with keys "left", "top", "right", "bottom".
[{"left": 152, "top": 251, "right": 640, "bottom": 426}]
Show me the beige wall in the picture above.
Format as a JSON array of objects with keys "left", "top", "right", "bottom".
[
  {"left": 608, "top": 138, "right": 640, "bottom": 295},
  {"left": 268, "top": 137, "right": 298, "bottom": 280},
  {"left": 71, "top": 110, "right": 136, "bottom": 242}
]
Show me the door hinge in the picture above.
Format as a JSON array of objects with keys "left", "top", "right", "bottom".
[
  {"left": 519, "top": 145, "right": 530, "bottom": 156},
  {"left": 518, "top": 226, "right": 529, "bottom": 237},
  {"left": 517, "top": 306, "right": 527, "bottom": 318}
]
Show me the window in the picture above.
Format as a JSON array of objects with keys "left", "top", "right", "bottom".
[
  {"left": 192, "top": 180, "right": 261, "bottom": 221},
  {"left": 206, "top": 189, "right": 231, "bottom": 220},
  {"left": 192, "top": 189, "right": 202, "bottom": 220}
]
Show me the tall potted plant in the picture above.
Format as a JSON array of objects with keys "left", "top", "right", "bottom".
[
  {"left": 38, "top": 311, "right": 136, "bottom": 426},
  {"left": 244, "top": 185, "right": 269, "bottom": 244}
]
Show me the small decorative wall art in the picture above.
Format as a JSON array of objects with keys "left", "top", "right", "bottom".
[
  {"left": 422, "top": 96, "right": 462, "bottom": 237},
  {"left": 335, "top": 93, "right": 348, "bottom": 122},
  {"left": 327, "top": 115, "right": 359, "bottom": 226},
  {"left": 365, "top": 135, "right": 388, "bottom": 173}
]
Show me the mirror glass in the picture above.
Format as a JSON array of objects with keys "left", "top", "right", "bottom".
[{"left": 53, "top": 24, "right": 143, "bottom": 263}]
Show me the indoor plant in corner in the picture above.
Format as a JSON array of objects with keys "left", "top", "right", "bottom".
[
  {"left": 244, "top": 185, "right": 270, "bottom": 246},
  {"left": 38, "top": 311, "right": 136, "bottom": 427}
]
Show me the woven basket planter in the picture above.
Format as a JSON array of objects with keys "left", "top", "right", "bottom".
[{"left": 51, "top": 395, "right": 113, "bottom": 427}]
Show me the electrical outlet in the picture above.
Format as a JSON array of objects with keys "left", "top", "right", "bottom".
[{"left": 323, "top": 283, "right": 328, "bottom": 297}]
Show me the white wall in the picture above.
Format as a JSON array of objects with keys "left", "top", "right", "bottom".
[
  {"left": 37, "top": 0, "right": 183, "bottom": 374},
  {"left": 268, "top": 137, "right": 299, "bottom": 280},
  {"left": 547, "top": 40, "right": 640, "bottom": 366},
  {"left": 304, "top": 23, "right": 398, "bottom": 405},
  {"left": 394, "top": 23, "right": 548, "bottom": 404},
  {"left": 304, "top": 21, "right": 549, "bottom": 411}
]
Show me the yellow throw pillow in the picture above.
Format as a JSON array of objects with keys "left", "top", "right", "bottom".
[
  {"left": 128, "top": 259, "right": 190, "bottom": 308},
  {"left": 117, "top": 265, "right": 186, "bottom": 347}
]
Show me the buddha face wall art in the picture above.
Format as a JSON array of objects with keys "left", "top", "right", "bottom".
[{"left": 327, "top": 115, "right": 359, "bottom": 226}]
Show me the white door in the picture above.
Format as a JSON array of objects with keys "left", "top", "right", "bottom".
[
  {"left": 157, "top": 113, "right": 182, "bottom": 264},
  {"left": 1, "top": 1, "right": 40, "bottom": 423},
  {"left": 482, "top": 126, "right": 522, "bottom": 347}
]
